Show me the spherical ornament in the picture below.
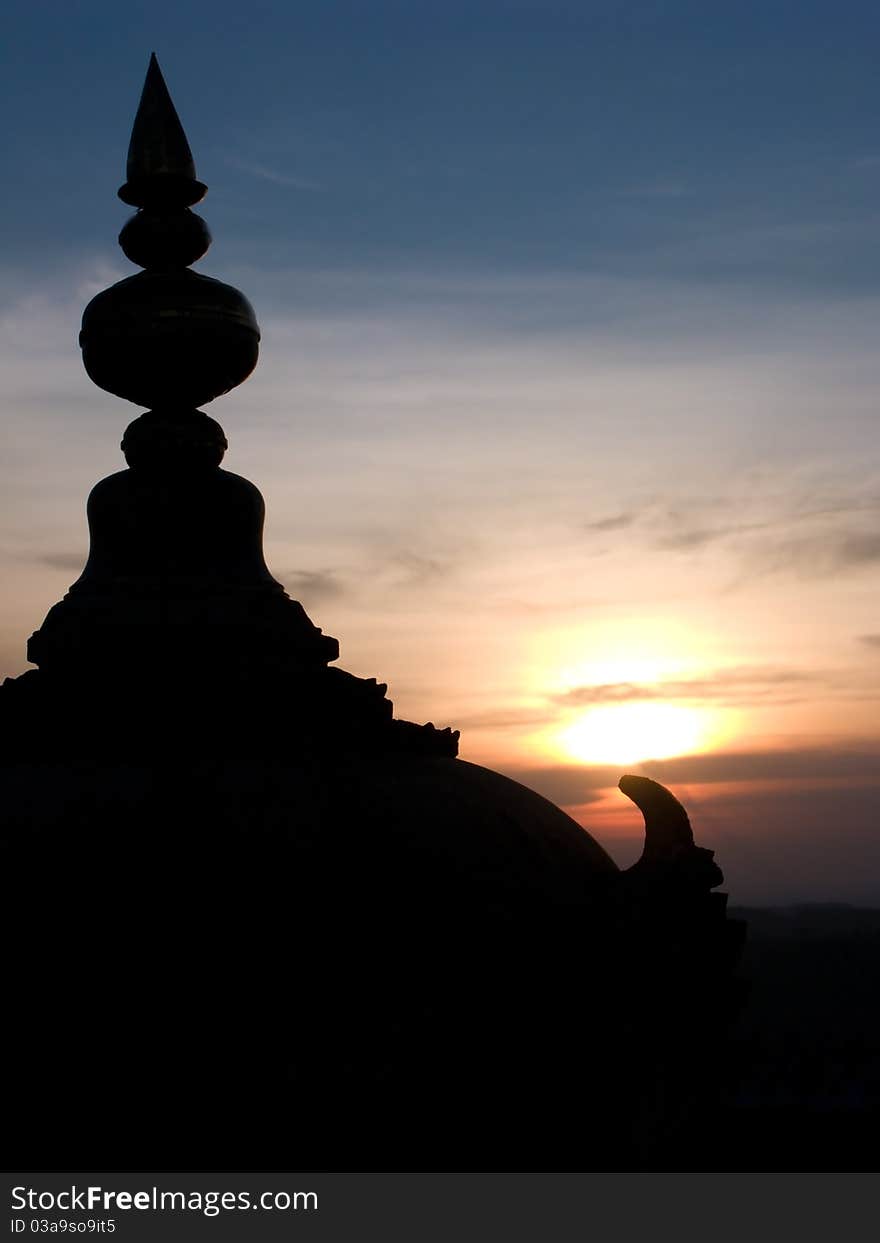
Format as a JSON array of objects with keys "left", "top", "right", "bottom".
[
  {"left": 119, "top": 209, "right": 211, "bottom": 269},
  {"left": 121, "top": 409, "right": 228, "bottom": 469},
  {"left": 80, "top": 270, "right": 260, "bottom": 408}
]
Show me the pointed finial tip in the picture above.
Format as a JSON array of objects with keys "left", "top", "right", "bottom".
[{"left": 118, "top": 52, "right": 206, "bottom": 208}]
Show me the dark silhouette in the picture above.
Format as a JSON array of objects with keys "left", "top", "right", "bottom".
[{"left": 0, "top": 56, "right": 744, "bottom": 1171}]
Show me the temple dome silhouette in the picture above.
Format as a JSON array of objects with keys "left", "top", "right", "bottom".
[{"left": 1, "top": 55, "right": 744, "bottom": 1170}]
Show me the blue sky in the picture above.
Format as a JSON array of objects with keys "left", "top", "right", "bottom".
[
  {"left": 2, "top": 2, "right": 880, "bottom": 902},
  {"left": 7, "top": 0, "right": 880, "bottom": 284}
]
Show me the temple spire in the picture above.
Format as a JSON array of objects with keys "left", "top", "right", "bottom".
[
  {"left": 119, "top": 53, "right": 207, "bottom": 208},
  {"left": 35, "top": 50, "right": 316, "bottom": 685}
]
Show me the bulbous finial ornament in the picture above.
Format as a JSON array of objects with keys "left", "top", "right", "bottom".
[
  {"left": 79, "top": 54, "right": 259, "bottom": 412},
  {"left": 119, "top": 209, "right": 211, "bottom": 268},
  {"left": 80, "top": 269, "right": 260, "bottom": 408}
]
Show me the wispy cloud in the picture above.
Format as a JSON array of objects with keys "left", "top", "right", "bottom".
[
  {"left": 37, "top": 551, "right": 87, "bottom": 572},
  {"left": 386, "top": 551, "right": 451, "bottom": 587},
  {"left": 554, "top": 666, "right": 849, "bottom": 710},
  {"left": 652, "top": 514, "right": 772, "bottom": 552},
  {"left": 501, "top": 763, "right": 619, "bottom": 807},
  {"left": 225, "top": 156, "right": 323, "bottom": 191},
  {"left": 277, "top": 568, "right": 347, "bottom": 605},
  {"left": 754, "top": 528, "right": 880, "bottom": 578},
  {"left": 581, "top": 484, "right": 880, "bottom": 585},
  {"left": 585, "top": 513, "right": 635, "bottom": 532},
  {"left": 640, "top": 745, "right": 880, "bottom": 786},
  {"left": 454, "top": 707, "right": 558, "bottom": 731},
  {"left": 504, "top": 743, "right": 880, "bottom": 811}
]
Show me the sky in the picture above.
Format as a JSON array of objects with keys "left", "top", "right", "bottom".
[{"left": 2, "top": 0, "right": 879, "bottom": 904}]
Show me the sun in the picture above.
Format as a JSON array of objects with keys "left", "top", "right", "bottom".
[{"left": 557, "top": 702, "right": 711, "bottom": 766}]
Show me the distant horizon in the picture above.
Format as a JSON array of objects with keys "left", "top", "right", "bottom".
[{"left": 2, "top": 1, "right": 879, "bottom": 907}]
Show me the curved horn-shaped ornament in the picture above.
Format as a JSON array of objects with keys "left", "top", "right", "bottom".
[
  {"left": 619, "top": 773, "right": 723, "bottom": 889},
  {"left": 619, "top": 773, "right": 693, "bottom": 863}
]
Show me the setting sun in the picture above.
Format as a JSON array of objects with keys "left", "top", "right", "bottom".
[{"left": 557, "top": 702, "right": 713, "bottom": 766}]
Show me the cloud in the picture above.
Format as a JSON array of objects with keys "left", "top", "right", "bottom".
[
  {"left": 225, "top": 157, "right": 323, "bottom": 191},
  {"left": 752, "top": 527, "right": 880, "bottom": 579},
  {"left": 37, "top": 552, "right": 87, "bottom": 572},
  {"left": 389, "top": 551, "right": 450, "bottom": 586},
  {"left": 665, "top": 782, "right": 880, "bottom": 907},
  {"left": 454, "top": 707, "right": 558, "bottom": 731},
  {"left": 585, "top": 513, "right": 635, "bottom": 532},
  {"left": 509, "top": 746, "right": 880, "bottom": 794},
  {"left": 500, "top": 763, "right": 620, "bottom": 807},
  {"left": 277, "top": 569, "right": 347, "bottom": 605},
  {"left": 501, "top": 745, "right": 880, "bottom": 811},
  {"left": 639, "top": 746, "right": 880, "bottom": 786},
  {"left": 273, "top": 547, "right": 458, "bottom": 612},
  {"left": 860, "top": 634, "right": 880, "bottom": 649},
  {"left": 654, "top": 526, "right": 726, "bottom": 551},
  {"left": 651, "top": 516, "right": 771, "bottom": 551},
  {"left": 587, "top": 486, "right": 880, "bottom": 586},
  {"left": 554, "top": 666, "right": 825, "bottom": 709}
]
